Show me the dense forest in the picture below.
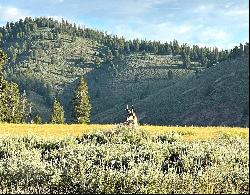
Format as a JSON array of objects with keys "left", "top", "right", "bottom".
[{"left": 0, "top": 17, "right": 249, "bottom": 126}]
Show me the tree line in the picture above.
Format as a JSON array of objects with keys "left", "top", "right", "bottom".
[
  {"left": 0, "top": 49, "right": 91, "bottom": 124},
  {"left": 0, "top": 17, "right": 248, "bottom": 69}
]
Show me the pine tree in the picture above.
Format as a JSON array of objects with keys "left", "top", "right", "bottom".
[
  {"left": 239, "top": 43, "right": 244, "bottom": 56},
  {"left": 181, "top": 49, "right": 191, "bottom": 69},
  {"left": 1, "top": 49, "right": 26, "bottom": 123},
  {"left": 133, "top": 39, "right": 140, "bottom": 52},
  {"left": 183, "top": 54, "right": 191, "bottom": 69},
  {"left": 243, "top": 43, "right": 249, "bottom": 55},
  {"left": 34, "top": 114, "right": 43, "bottom": 124},
  {"left": 107, "top": 48, "right": 113, "bottom": 61},
  {"left": 124, "top": 42, "right": 130, "bottom": 53},
  {"left": 18, "top": 90, "right": 29, "bottom": 123},
  {"left": 0, "top": 49, "right": 7, "bottom": 70},
  {"left": 0, "top": 79, "right": 22, "bottom": 123},
  {"left": 50, "top": 98, "right": 65, "bottom": 124},
  {"left": 73, "top": 77, "right": 91, "bottom": 124},
  {"left": 173, "top": 39, "right": 180, "bottom": 55}
]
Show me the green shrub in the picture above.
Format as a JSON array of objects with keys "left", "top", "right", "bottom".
[{"left": 0, "top": 127, "right": 248, "bottom": 194}]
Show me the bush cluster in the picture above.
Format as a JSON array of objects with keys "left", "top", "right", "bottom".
[{"left": 0, "top": 127, "right": 248, "bottom": 194}]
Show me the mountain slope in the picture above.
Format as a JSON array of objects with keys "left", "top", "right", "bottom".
[
  {"left": 0, "top": 17, "right": 248, "bottom": 126},
  {"left": 92, "top": 56, "right": 249, "bottom": 127},
  {"left": 1, "top": 18, "right": 204, "bottom": 122}
]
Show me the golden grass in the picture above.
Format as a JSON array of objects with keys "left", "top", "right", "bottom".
[
  {"left": 0, "top": 124, "right": 115, "bottom": 138},
  {"left": 0, "top": 123, "right": 248, "bottom": 141},
  {"left": 142, "top": 125, "right": 249, "bottom": 140}
]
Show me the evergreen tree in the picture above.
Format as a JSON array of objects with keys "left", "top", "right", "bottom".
[
  {"left": 202, "top": 56, "right": 209, "bottom": 68},
  {"left": 183, "top": 54, "right": 191, "bottom": 69},
  {"left": 181, "top": 49, "right": 191, "bottom": 69},
  {"left": 106, "top": 48, "right": 113, "bottom": 62},
  {"left": 34, "top": 114, "right": 43, "bottom": 124},
  {"left": 244, "top": 42, "right": 249, "bottom": 55},
  {"left": 124, "top": 42, "right": 130, "bottom": 54},
  {"left": 239, "top": 43, "right": 244, "bottom": 56},
  {"left": 132, "top": 39, "right": 140, "bottom": 52},
  {"left": 72, "top": 77, "right": 91, "bottom": 124},
  {"left": 0, "top": 49, "right": 7, "bottom": 70},
  {"left": 50, "top": 98, "right": 65, "bottom": 124},
  {"left": 18, "top": 90, "right": 29, "bottom": 123},
  {"left": 173, "top": 39, "right": 180, "bottom": 55},
  {"left": 1, "top": 49, "right": 28, "bottom": 123},
  {"left": 0, "top": 78, "right": 22, "bottom": 123},
  {"left": 165, "top": 43, "right": 172, "bottom": 55}
]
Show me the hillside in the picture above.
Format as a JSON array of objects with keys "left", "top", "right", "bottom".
[
  {"left": 93, "top": 56, "right": 249, "bottom": 127},
  {"left": 0, "top": 17, "right": 249, "bottom": 126}
]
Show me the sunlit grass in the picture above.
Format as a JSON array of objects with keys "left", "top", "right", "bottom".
[
  {"left": 0, "top": 124, "right": 115, "bottom": 138},
  {"left": 142, "top": 125, "right": 249, "bottom": 140},
  {"left": 0, "top": 123, "right": 248, "bottom": 140}
]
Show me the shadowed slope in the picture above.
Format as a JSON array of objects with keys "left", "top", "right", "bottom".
[{"left": 92, "top": 56, "right": 249, "bottom": 127}]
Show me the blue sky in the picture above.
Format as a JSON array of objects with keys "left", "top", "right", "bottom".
[{"left": 0, "top": 0, "right": 248, "bottom": 49}]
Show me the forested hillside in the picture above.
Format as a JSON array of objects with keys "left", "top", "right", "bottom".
[{"left": 0, "top": 17, "right": 249, "bottom": 126}]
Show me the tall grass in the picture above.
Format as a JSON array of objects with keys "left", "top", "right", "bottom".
[{"left": 0, "top": 124, "right": 248, "bottom": 140}]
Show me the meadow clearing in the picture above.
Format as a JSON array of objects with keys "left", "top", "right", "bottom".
[
  {"left": 0, "top": 124, "right": 249, "bottom": 194},
  {"left": 0, "top": 123, "right": 248, "bottom": 140}
]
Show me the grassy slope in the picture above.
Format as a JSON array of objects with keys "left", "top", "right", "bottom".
[
  {"left": 92, "top": 56, "right": 249, "bottom": 127},
  {"left": 86, "top": 53, "right": 194, "bottom": 119}
]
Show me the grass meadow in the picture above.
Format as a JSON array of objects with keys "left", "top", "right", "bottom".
[{"left": 0, "top": 124, "right": 248, "bottom": 140}]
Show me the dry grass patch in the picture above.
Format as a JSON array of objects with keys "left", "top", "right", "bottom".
[{"left": 0, "top": 124, "right": 248, "bottom": 141}]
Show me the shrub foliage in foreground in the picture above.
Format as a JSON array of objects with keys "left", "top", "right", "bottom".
[{"left": 0, "top": 127, "right": 248, "bottom": 194}]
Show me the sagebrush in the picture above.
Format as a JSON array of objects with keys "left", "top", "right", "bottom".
[{"left": 0, "top": 126, "right": 248, "bottom": 194}]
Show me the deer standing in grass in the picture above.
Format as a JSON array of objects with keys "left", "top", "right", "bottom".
[{"left": 124, "top": 105, "right": 138, "bottom": 128}]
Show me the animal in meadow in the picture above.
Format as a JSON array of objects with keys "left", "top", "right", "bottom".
[{"left": 124, "top": 105, "right": 138, "bottom": 127}]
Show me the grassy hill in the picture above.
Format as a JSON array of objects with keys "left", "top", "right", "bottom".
[
  {"left": 92, "top": 56, "right": 249, "bottom": 127},
  {"left": 0, "top": 17, "right": 248, "bottom": 126},
  {"left": 85, "top": 53, "right": 196, "bottom": 121}
]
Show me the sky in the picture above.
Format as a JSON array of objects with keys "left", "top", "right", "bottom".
[{"left": 0, "top": 0, "right": 249, "bottom": 49}]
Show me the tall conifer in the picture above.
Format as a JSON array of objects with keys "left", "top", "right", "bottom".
[
  {"left": 73, "top": 77, "right": 91, "bottom": 124},
  {"left": 50, "top": 98, "right": 65, "bottom": 124}
]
